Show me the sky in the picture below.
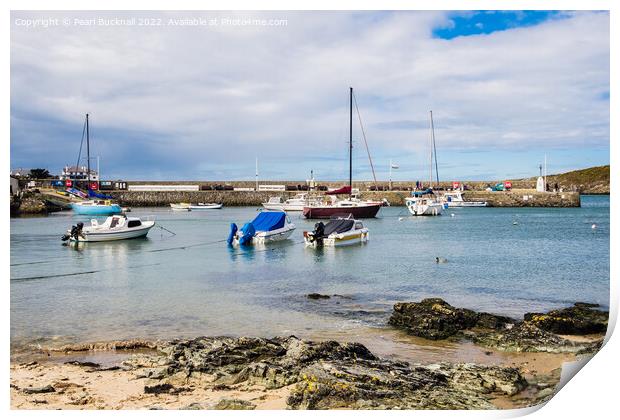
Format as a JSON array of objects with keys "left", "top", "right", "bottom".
[{"left": 10, "top": 10, "right": 610, "bottom": 181}]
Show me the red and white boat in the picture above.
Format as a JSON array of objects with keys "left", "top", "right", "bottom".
[{"left": 303, "top": 88, "right": 382, "bottom": 219}]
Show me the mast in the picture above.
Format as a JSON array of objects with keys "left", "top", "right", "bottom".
[
  {"left": 349, "top": 87, "right": 353, "bottom": 197},
  {"left": 255, "top": 157, "right": 259, "bottom": 191},
  {"left": 86, "top": 113, "right": 91, "bottom": 188},
  {"left": 429, "top": 111, "right": 433, "bottom": 188},
  {"left": 431, "top": 110, "right": 439, "bottom": 185}
]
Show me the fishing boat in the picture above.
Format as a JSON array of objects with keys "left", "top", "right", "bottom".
[
  {"left": 71, "top": 114, "right": 123, "bottom": 216},
  {"left": 303, "top": 88, "right": 381, "bottom": 219},
  {"left": 61, "top": 215, "right": 155, "bottom": 242},
  {"left": 303, "top": 215, "right": 369, "bottom": 247},
  {"left": 262, "top": 193, "right": 316, "bottom": 211},
  {"left": 170, "top": 203, "right": 191, "bottom": 211},
  {"left": 189, "top": 203, "right": 223, "bottom": 210},
  {"left": 406, "top": 111, "right": 443, "bottom": 217},
  {"left": 227, "top": 211, "right": 295, "bottom": 246},
  {"left": 441, "top": 190, "right": 487, "bottom": 208}
]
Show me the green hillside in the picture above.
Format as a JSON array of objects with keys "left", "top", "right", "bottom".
[{"left": 537, "top": 165, "right": 610, "bottom": 194}]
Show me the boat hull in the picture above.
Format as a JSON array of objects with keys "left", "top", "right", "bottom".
[
  {"left": 262, "top": 203, "right": 305, "bottom": 211},
  {"left": 189, "top": 204, "right": 223, "bottom": 210},
  {"left": 406, "top": 201, "right": 443, "bottom": 216},
  {"left": 69, "top": 221, "right": 155, "bottom": 242},
  {"left": 71, "top": 203, "right": 123, "bottom": 216},
  {"left": 231, "top": 224, "right": 296, "bottom": 246},
  {"left": 302, "top": 204, "right": 381, "bottom": 219},
  {"left": 305, "top": 230, "right": 369, "bottom": 247},
  {"left": 446, "top": 201, "right": 487, "bottom": 208}
]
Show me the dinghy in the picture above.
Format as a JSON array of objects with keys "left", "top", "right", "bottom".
[
  {"left": 170, "top": 202, "right": 191, "bottom": 211},
  {"left": 62, "top": 215, "right": 155, "bottom": 242},
  {"left": 303, "top": 215, "right": 369, "bottom": 247},
  {"left": 227, "top": 211, "right": 295, "bottom": 246}
]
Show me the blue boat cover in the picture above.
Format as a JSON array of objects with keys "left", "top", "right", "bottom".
[
  {"left": 251, "top": 211, "right": 286, "bottom": 231},
  {"left": 88, "top": 189, "right": 113, "bottom": 199}
]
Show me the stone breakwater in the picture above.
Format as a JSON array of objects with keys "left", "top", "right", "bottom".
[{"left": 107, "top": 190, "right": 580, "bottom": 207}]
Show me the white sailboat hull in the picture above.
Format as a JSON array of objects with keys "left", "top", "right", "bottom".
[{"left": 406, "top": 200, "right": 443, "bottom": 216}]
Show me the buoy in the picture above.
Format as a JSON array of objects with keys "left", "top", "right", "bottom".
[
  {"left": 592, "top": 224, "right": 597, "bottom": 229},
  {"left": 435, "top": 257, "right": 448, "bottom": 263},
  {"left": 450, "top": 213, "right": 455, "bottom": 217},
  {"left": 513, "top": 221, "right": 519, "bottom": 226},
  {"left": 398, "top": 217, "right": 404, "bottom": 221}
]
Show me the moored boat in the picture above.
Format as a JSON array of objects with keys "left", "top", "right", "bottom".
[
  {"left": 227, "top": 211, "right": 295, "bottom": 246},
  {"left": 262, "top": 193, "right": 316, "bottom": 211},
  {"left": 189, "top": 203, "right": 223, "bottom": 210},
  {"left": 71, "top": 200, "right": 123, "bottom": 216},
  {"left": 61, "top": 215, "right": 155, "bottom": 242},
  {"left": 405, "top": 190, "right": 443, "bottom": 216},
  {"left": 170, "top": 203, "right": 191, "bottom": 211},
  {"left": 303, "top": 215, "right": 369, "bottom": 247},
  {"left": 302, "top": 88, "right": 381, "bottom": 219},
  {"left": 441, "top": 190, "right": 487, "bottom": 208}
]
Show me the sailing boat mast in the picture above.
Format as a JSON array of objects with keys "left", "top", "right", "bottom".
[
  {"left": 429, "top": 111, "right": 433, "bottom": 188},
  {"left": 86, "top": 113, "right": 91, "bottom": 188},
  {"left": 430, "top": 110, "right": 439, "bottom": 186},
  {"left": 349, "top": 87, "right": 353, "bottom": 197}
]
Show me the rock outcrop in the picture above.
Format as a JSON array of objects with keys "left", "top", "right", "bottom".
[
  {"left": 121, "top": 336, "right": 528, "bottom": 410},
  {"left": 389, "top": 298, "right": 515, "bottom": 340},
  {"left": 389, "top": 298, "right": 607, "bottom": 354}
]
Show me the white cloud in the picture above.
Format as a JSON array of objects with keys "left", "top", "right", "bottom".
[{"left": 10, "top": 11, "right": 609, "bottom": 179}]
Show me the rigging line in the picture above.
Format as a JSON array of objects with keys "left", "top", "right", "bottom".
[
  {"left": 352, "top": 91, "right": 378, "bottom": 188},
  {"left": 74, "top": 117, "right": 87, "bottom": 177},
  {"left": 10, "top": 262, "right": 163, "bottom": 282},
  {"left": 148, "top": 238, "right": 228, "bottom": 253}
]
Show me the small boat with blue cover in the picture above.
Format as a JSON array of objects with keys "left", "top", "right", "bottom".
[{"left": 227, "top": 211, "right": 296, "bottom": 246}]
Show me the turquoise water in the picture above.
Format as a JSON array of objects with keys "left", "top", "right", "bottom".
[{"left": 10, "top": 196, "right": 609, "bottom": 349}]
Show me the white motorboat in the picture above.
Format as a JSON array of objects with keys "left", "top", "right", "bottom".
[
  {"left": 441, "top": 190, "right": 487, "bottom": 208},
  {"left": 262, "top": 193, "right": 315, "bottom": 211},
  {"left": 405, "top": 191, "right": 443, "bottom": 216},
  {"left": 303, "top": 215, "right": 369, "bottom": 247},
  {"left": 170, "top": 202, "right": 191, "bottom": 211},
  {"left": 62, "top": 215, "right": 155, "bottom": 242},
  {"left": 227, "top": 211, "right": 295, "bottom": 246},
  {"left": 189, "top": 203, "right": 223, "bottom": 210}
]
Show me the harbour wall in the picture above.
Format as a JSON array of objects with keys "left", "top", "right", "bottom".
[{"left": 107, "top": 190, "right": 580, "bottom": 208}]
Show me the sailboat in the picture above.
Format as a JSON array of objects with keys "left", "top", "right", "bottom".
[
  {"left": 405, "top": 111, "right": 443, "bottom": 216},
  {"left": 71, "top": 114, "right": 123, "bottom": 216},
  {"left": 302, "top": 87, "right": 382, "bottom": 219}
]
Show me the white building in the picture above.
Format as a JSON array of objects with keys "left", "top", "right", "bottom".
[{"left": 60, "top": 165, "right": 99, "bottom": 181}]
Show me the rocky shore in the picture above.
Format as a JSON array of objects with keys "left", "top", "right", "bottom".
[
  {"left": 11, "top": 299, "right": 607, "bottom": 410},
  {"left": 389, "top": 298, "right": 606, "bottom": 354}
]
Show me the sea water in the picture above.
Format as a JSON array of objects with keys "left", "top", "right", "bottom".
[{"left": 10, "top": 195, "right": 609, "bottom": 350}]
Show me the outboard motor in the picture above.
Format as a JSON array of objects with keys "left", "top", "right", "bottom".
[
  {"left": 238, "top": 222, "right": 256, "bottom": 246},
  {"left": 62, "top": 222, "right": 84, "bottom": 242},
  {"left": 227, "top": 223, "right": 238, "bottom": 245},
  {"left": 311, "top": 222, "right": 325, "bottom": 246}
]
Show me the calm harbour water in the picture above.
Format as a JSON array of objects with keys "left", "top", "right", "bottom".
[{"left": 10, "top": 195, "right": 609, "bottom": 352}]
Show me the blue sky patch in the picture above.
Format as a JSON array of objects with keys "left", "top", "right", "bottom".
[{"left": 433, "top": 11, "right": 569, "bottom": 39}]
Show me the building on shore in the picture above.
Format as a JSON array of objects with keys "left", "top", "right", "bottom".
[
  {"left": 10, "top": 175, "right": 21, "bottom": 195},
  {"left": 10, "top": 168, "right": 32, "bottom": 178},
  {"left": 60, "top": 165, "right": 99, "bottom": 181}
]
